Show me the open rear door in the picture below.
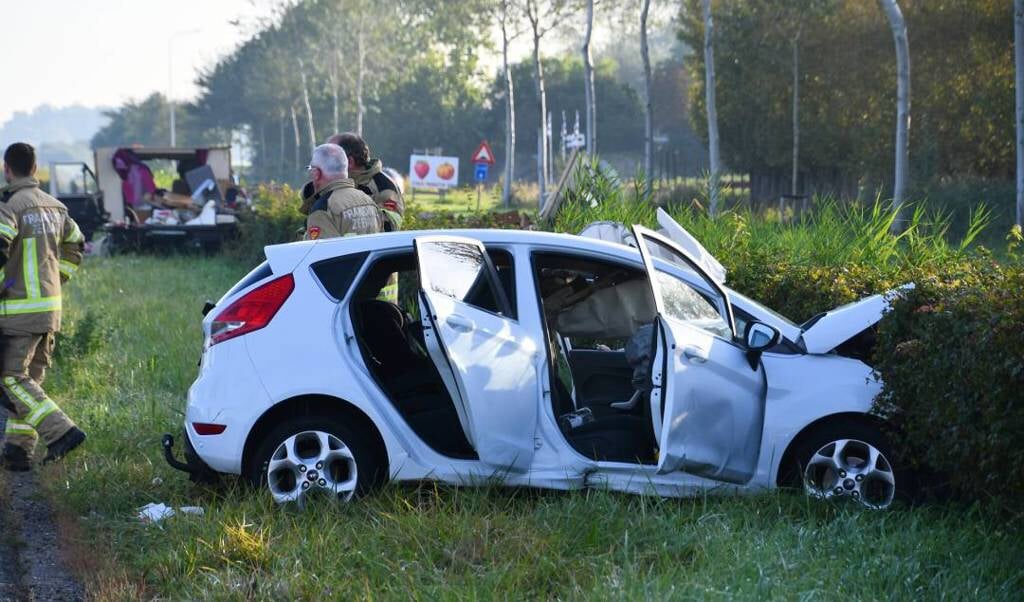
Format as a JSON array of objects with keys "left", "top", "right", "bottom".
[
  {"left": 632, "top": 226, "right": 766, "bottom": 484},
  {"left": 415, "top": 236, "right": 540, "bottom": 473}
]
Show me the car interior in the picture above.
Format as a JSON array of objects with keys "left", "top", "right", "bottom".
[
  {"left": 348, "top": 250, "right": 516, "bottom": 460},
  {"left": 532, "top": 252, "right": 659, "bottom": 464}
]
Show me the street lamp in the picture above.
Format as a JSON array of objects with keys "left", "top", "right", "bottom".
[{"left": 168, "top": 29, "right": 201, "bottom": 147}]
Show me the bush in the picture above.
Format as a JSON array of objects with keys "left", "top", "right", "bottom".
[
  {"left": 227, "top": 183, "right": 305, "bottom": 264},
  {"left": 873, "top": 253, "right": 1024, "bottom": 500}
]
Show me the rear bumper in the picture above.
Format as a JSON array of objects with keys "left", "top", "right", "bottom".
[{"left": 161, "top": 432, "right": 219, "bottom": 483}]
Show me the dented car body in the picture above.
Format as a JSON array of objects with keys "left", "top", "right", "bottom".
[{"left": 167, "top": 213, "right": 908, "bottom": 509}]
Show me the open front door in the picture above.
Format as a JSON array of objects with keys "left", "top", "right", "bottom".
[
  {"left": 632, "top": 226, "right": 766, "bottom": 484},
  {"left": 414, "top": 236, "right": 540, "bottom": 473}
]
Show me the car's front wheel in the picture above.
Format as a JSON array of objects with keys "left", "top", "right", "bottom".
[
  {"left": 788, "top": 420, "right": 907, "bottom": 510},
  {"left": 246, "top": 415, "right": 384, "bottom": 506}
]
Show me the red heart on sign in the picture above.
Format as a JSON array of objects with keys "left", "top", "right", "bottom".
[{"left": 414, "top": 161, "right": 430, "bottom": 179}]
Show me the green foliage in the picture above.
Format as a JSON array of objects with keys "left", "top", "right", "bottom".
[
  {"left": 873, "top": 258, "right": 1024, "bottom": 500},
  {"left": 679, "top": 0, "right": 1014, "bottom": 186},
  {"left": 226, "top": 184, "right": 305, "bottom": 264}
]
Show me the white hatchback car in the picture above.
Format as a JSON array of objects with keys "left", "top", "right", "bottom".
[{"left": 163, "top": 211, "right": 906, "bottom": 509}]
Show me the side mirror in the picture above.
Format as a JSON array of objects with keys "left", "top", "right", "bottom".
[{"left": 744, "top": 321, "right": 781, "bottom": 370}]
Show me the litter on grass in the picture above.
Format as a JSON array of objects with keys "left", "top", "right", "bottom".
[{"left": 138, "top": 503, "right": 205, "bottom": 523}]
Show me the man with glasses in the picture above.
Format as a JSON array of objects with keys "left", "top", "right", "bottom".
[{"left": 301, "top": 144, "right": 381, "bottom": 240}]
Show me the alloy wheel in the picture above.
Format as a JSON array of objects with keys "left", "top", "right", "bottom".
[
  {"left": 803, "top": 438, "right": 896, "bottom": 509},
  {"left": 266, "top": 430, "right": 358, "bottom": 506}
]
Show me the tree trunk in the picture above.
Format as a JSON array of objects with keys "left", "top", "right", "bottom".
[
  {"left": 501, "top": 6, "right": 516, "bottom": 209},
  {"left": 279, "top": 110, "right": 286, "bottom": 180},
  {"left": 298, "top": 59, "right": 317, "bottom": 153},
  {"left": 1016, "top": 0, "right": 1024, "bottom": 227},
  {"left": 791, "top": 31, "right": 800, "bottom": 197},
  {"left": 879, "top": 0, "right": 911, "bottom": 231},
  {"left": 290, "top": 103, "right": 301, "bottom": 173},
  {"left": 532, "top": 29, "right": 548, "bottom": 207},
  {"left": 640, "top": 0, "right": 653, "bottom": 183},
  {"left": 356, "top": 28, "right": 367, "bottom": 136},
  {"left": 330, "top": 53, "right": 340, "bottom": 135},
  {"left": 582, "top": 0, "right": 596, "bottom": 155},
  {"left": 702, "top": 0, "right": 721, "bottom": 216}
]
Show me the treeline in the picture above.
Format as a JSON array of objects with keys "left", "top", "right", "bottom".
[
  {"left": 680, "top": 0, "right": 1013, "bottom": 200},
  {"left": 92, "top": 0, "right": 1014, "bottom": 204}
]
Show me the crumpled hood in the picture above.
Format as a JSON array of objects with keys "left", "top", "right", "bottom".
[{"left": 798, "top": 284, "right": 914, "bottom": 354}]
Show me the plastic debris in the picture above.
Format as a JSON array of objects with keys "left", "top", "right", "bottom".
[{"left": 137, "top": 503, "right": 205, "bottom": 523}]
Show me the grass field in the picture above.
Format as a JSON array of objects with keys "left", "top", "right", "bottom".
[{"left": 34, "top": 256, "right": 1024, "bottom": 600}]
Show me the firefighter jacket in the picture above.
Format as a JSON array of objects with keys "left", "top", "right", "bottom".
[
  {"left": 0, "top": 177, "right": 85, "bottom": 333},
  {"left": 304, "top": 178, "right": 382, "bottom": 240},
  {"left": 351, "top": 159, "right": 404, "bottom": 231}
]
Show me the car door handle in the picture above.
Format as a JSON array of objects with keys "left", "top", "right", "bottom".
[
  {"left": 446, "top": 314, "right": 474, "bottom": 332},
  {"left": 683, "top": 346, "right": 708, "bottom": 363}
]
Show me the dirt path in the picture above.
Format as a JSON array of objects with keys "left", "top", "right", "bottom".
[{"left": 0, "top": 469, "right": 85, "bottom": 601}]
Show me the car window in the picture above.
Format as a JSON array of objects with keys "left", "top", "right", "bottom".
[
  {"left": 312, "top": 252, "right": 369, "bottom": 300},
  {"left": 655, "top": 270, "right": 731, "bottom": 339},
  {"left": 641, "top": 234, "right": 733, "bottom": 338},
  {"left": 418, "top": 240, "right": 507, "bottom": 316}
]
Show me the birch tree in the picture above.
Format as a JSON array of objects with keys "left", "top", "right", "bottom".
[
  {"left": 497, "top": 0, "right": 522, "bottom": 208},
  {"left": 879, "top": 0, "right": 910, "bottom": 231},
  {"left": 298, "top": 58, "right": 317, "bottom": 153},
  {"left": 702, "top": 0, "right": 721, "bottom": 216},
  {"left": 640, "top": 0, "right": 653, "bottom": 181},
  {"left": 1016, "top": 0, "right": 1023, "bottom": 227},
  {"left": 582, "top": 0, "right": 597, "bottom": 154},
  {"left": 524, "top": 0, "right": 568, "bottom": 208}
]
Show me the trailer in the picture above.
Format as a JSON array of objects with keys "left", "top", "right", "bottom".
[{"left": 49, "top": 146, "right": 241, "bottom": 253}]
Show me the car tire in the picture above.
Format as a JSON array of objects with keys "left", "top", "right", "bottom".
[
  {"left": 246, "top": 414, "right": 386, "bottom": 505},
  {"left": 783, "top": 419, "right": 910, "bottom": 509}
]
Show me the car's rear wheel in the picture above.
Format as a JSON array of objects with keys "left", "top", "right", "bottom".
[
  {"left": 787, "top": 420, "right": 907, "bottom": 510},
  {"left": 246, "top": 415, "right": 384, "bottom": 506}
]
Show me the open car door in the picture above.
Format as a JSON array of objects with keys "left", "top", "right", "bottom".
[
  {"left": 632, "top": 226, "right": 766, "bottom": 484},
  {"left": 415, "top": 236, "right": 540, "bottom": 473}
]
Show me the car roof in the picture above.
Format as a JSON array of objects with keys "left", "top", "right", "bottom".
[{"left": 266, "top": 228, "right": 645, "bottom": 272}]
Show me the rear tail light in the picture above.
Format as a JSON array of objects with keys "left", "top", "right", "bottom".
[
  {"left": 192, "top": 422, "right": 227, "bottom": 435},
  {"left": 210, "top": 274, "right": 294, "bottom": 345}
]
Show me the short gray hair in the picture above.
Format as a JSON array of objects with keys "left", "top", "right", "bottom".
[{"left": 310, "top": 143, "right": 349, "bottom": 178}]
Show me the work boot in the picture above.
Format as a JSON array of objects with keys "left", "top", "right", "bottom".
[
  {"left": 2, "top": 443, "right": 31, "bottom": 472},
  {"left": 42, "top": 427, "right": 86, "bottom": 464}
]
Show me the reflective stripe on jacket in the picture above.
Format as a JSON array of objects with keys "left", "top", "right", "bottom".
[{"left": 0, "top": 177, "right": 85, "bottom": 333}]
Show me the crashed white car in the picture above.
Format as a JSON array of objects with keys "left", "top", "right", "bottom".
[{"left": 163, "top": 210, "right": 906, "bottom": 509}]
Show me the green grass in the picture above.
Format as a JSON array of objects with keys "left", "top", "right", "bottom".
[{"left": 32, "top": 255, "right": 1024, "bottom": 600}]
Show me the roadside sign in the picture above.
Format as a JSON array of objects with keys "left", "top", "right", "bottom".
[
  {"left": 474, "top": 163, "right": 489, "bottom": 182},
  {"left": 408, "top": 154, "right": 460, "bottom": 189},
  {"left": 472, "top": 140, "right": 496, "bottom": 165},
  {"left": 565, "top": 132, "right": 586, "bottom": 150}
]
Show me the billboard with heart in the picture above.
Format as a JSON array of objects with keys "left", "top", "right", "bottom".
[{"left": 408, "top": 155, "right": 460, "bottom": 189}]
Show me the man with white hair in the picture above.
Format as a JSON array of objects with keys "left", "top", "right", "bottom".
[{"left": 302, "top": 144, "right": 382, "bottom": 240}]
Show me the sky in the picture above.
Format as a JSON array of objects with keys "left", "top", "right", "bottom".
[
  {"left": 1, "top": 0, "right": 681, "bottom": 128},
  {"left": 0, "top": 0, "right": 272, "bottom": 124}
]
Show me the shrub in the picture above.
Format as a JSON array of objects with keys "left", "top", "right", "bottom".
[
  {"left": 227, "top": 183, "right": 305, "bottom": 264},
  {"left": 873, "top": 255, "right": 1024, "bottom": 500}
]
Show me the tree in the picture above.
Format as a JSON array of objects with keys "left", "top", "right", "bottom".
[
  {"left": 879, "top": 0, "right": 911, "bottom": 230},
  {"left": 496, "top": 0, "right": 523, "bottom": 207},
  {"left": 702, "top": 0, "right": 721, "bottom": 215},
  {"left": 1017, "top": 0, "right": 1023, "bottom": 227},
  {"left": 523, "top": 0, "right": 569, "bottom": 207},
  {"left": 582, "top": 0, "right": 597, "bottom": 154},
  {"left": 640, "top": 0, "right": 653, "bottom": 180}
]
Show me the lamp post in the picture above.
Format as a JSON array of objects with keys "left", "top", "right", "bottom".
[{"left": 168, "top": 29, "right": 201, "bottom": 147}]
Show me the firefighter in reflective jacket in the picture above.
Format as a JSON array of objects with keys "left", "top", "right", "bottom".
[
  {"left": 300, "top": 144, "right": 382, "bottom": 240},
  {"left": 328, "top": 133, "right": 403, "bottom": 302},
  {"left": 0, "top": 143, "right": 86, "bottom": 471}
]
